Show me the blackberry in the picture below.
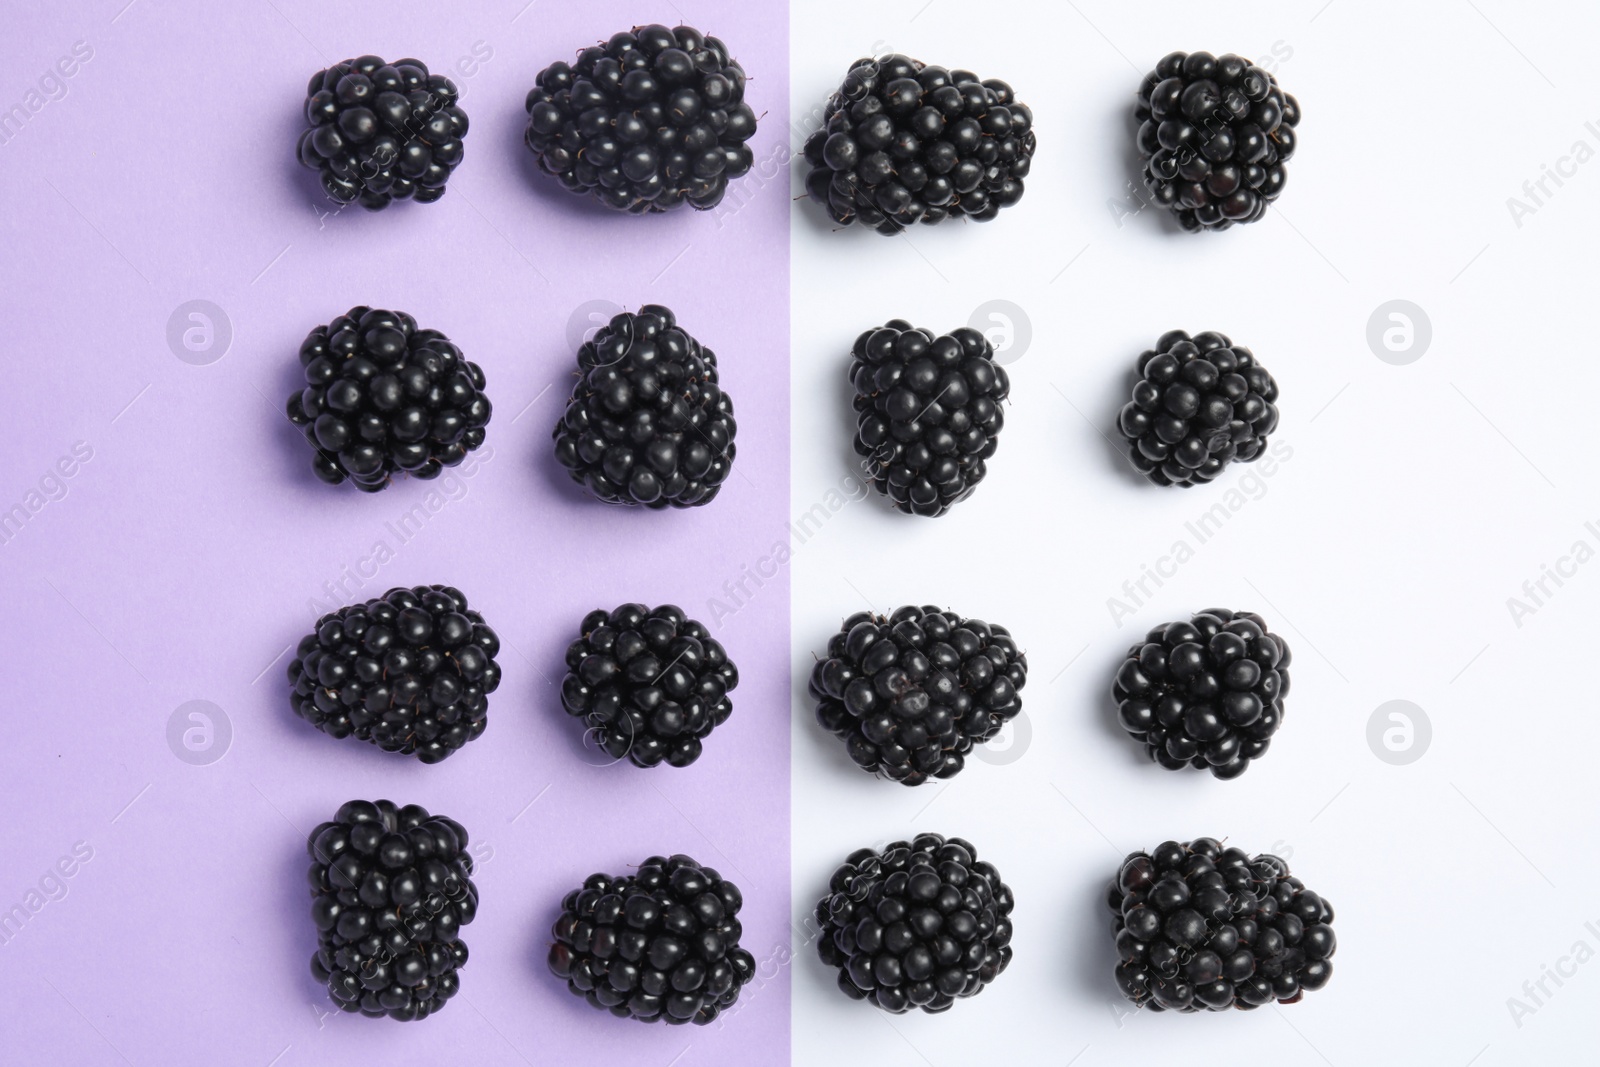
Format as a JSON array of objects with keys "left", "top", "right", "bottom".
[
  {"left": 851, "top": 321, "right": 1009, "bottom": 516},
  {"left": 560, "top": 604, "right": 738, "bottom": 768},
  {"left": 811, "top": 607, "right": 1026, "bottom": 785},
  {"left": 1117, "top": 330, "right": 1279, "bottom": 487},
  {"left": 523, "top": 24, "right": 758, "bottom": 213},
  {"left": 306, "top": 800, "right": 478, "bottom": 1021},
  {"left": 297, "top": 56, "right": 468, "bottom": 210},
  {"left": 1108, "top": 838, "right": 1336, "bottom": 1011},
  {"left": 1112, "top": 608, "right": 1290, "bottom": 779},
  {"left": 1134, "top": 51, "right": 1300, "bottom": 232},
  {"left": 553, "top": 305, "right": 736, "bottom": 508},
  {"left": 548, "top": 854, "right": 756, "bottom": 1024},
  {"left": 802, "top": 55, "right": 1035, "bottom": 233},
  {"left": 815, "top": 833, "right": 1014, "bottom": 1013},
  {"left": 287, "top": 585, "right": 502, "bottom": 764},
  {"left": 286, "top": 307, "right": 491, "bottom": 493}
]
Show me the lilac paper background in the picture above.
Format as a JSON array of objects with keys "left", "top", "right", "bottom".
[{"left": 0, "top": 2, "right": 789, "bottom": 1064}]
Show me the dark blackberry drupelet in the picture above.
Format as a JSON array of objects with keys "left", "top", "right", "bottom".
[
  {"left": 553, "top": 305, "right": 736, "bottom": 508},
  {"left": 1108, "top": 838, "right": 1336, "bottom": 1011},
  {"left": 1112, "top": 608, "right": 1290, "bottom": 779},
  {"left": 297, "top": 56, "right": 468, "bottom": 209},
  {"left": 307, "top": 800, "right": 478, "bottom": 1021},
  {"left": 1134, "top": 50, "right": 1300, "bottom": 232},
  {"left": 548, "top": 854, "right": 756, "bottom": 1024},
  {"left": 288, "top": 585, "right": 502, "bottom": 763},
  {"left": 811, "top": 607, "right": 1027, "bottom": 785},
  {"left": 560, "top": 604, "right": 738, "bottom": 768},
  {"left": 286, "top": 307, "right": 491, "bottom": 493},
  {"left": 523, "top": 24, "right": 757, "bottom": 213},
  {"left": 816, "top": 833, "right": 1014, "bottom": 1013},
  {"left": 851, "top": 321, "right": 1009, "bottom": 516},
  {"left": 1117, "top": 330, "right": 1278, "bottom": 487},
  {"left": 802, "top": 54, "right": 1036, "bottom": 233}
]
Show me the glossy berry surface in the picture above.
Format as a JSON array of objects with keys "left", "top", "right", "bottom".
[
  {"left": 286, "top": 307, "right": 491, "bottom": 493},
  {"left": 297, "top": 56, "right": 468, "bottom": 210},
  {"left": 816, "top": 833, "right": 1014, "bottom": 1013},
  {"left": 553, "top": 305, "right": 736, "bottom": 508},
  {"left": 803, "top": 54, "right": 1035, "bottom": 233},
  {"left": 548, "top": 854, "right": 756, "bottom": 1024},
  {"left": 307, "top": 799, "right": 478, "bottom": 1021},
  {"left": 851, "top": 321, "right": 1009, "bottom": 516},
  {"left": 811, "top": 607, "right": 1027, "bottom": 785},
  {"left": 1112, "top": 608, "right": 1290, "bottom": 778},
  {"left": 1117, "top": 330, "right": 1278, "bottom": 487},
  {"left": 288, "top": 585, "right": 502, "bottom": 763},
  {"left": 524, "top": 24, "right": 757, "bottom": 213},
  {"left": 1108, "top": 838, "right": 1336, "bottom": 1011},
  {"left": 560, "top": 604, "right": 738, "bottom": 768},
  {"left": 1135, "top": 50, "right": 1300, "bottom": 231}
]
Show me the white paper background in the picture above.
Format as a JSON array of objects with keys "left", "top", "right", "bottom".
[{"left": 789, "top": 1, "right": 1600, "bottom": 1063}]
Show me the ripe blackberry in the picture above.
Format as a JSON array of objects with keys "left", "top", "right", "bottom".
[
  {"left": 286, "top": 307, "right": 491, "bottom": 493},
  {"left": 307, "top": 799, "right": 478, "bottom": 1021},
  {"left": 1112, "top": 608, "right": 1290, "bottom": 779},
  {"left": 1108, "top": 838, "right": 1336, "bottom": 1011},
  {"left": 1134, "top": 51, "right": 1300, "bottom": 232},
  {"left": 297, "top": 56, "right": 468, "bottom": 209},
  {"left": 802, "top": 55, "right": 1035, "bottom": 233},
  {"left": 851, "top": 321, "right": 1009, "bottom": 516},
  {"left": 1117, "top": 330, "right": 1279, "bottom": 487},
  {"left": 815, "top": 833, "right": 1014, "bottom": 1013},
  {"left": 811, "top": 607, "right": 1027, "bottom": 785},
  {"left": 560, "top": 604, "right": 738, "bottom": 768},
  {"left": 553, "top": 305, "right": 736, "bottom": 508},
  {"left": 548, "top": 854, "right": 756, "bottom": 1024},
  {"left": 288, "top": 585, "right": 502, "bottom": 764},
  {"left": 523, "top": 24, "right": 757, "bottom": 213}
]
